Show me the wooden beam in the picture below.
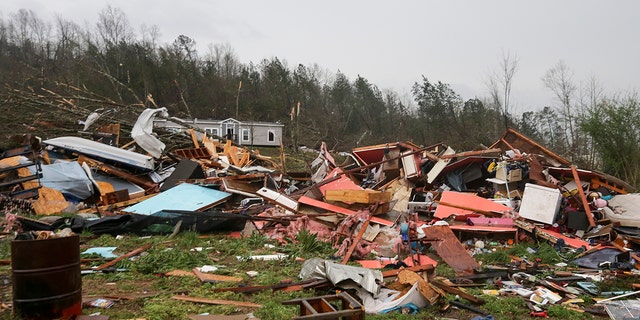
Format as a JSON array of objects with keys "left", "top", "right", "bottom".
[
  {"left": 76, "top": 193, "right": 156, "bottom": 215},
  {"left": 436, "top": 201, "right": 504, "bottom": 217},
  {"left": 298, "top": 196, "right": 393, "bottom": 226},
  {"left": 172, "top": 295, "right": 262, "bottom": 308},
  {"left": 341, "top": 213, "right": 373, "bottom": 264},
  {"left": 188, "top": 129, "right": 200, "bottom": 148},
  {"left": 439, "top": 148, "right": 502, "bottom": 159},
  {"left": 213, "top": 279, "right": 319, "bottom": 293},
  {"left": 78, "top": 155, "right": 158, "bottom": 191},
  {"left": 95, "top": 243, "right": 152, "bottom": 271},
  {"left": 192, "top": 267, "right": 242, "bottom": 283},
  {"left": 325, "top": 190, "right": 392, "bottom": 204},
  {"left": 432, "top": 279, "right": 485, "bottom": 304},
  {"left": 570, "top": 165, "right": 596, "bottom": 228},
  {"left": 381, "top": 264, "right": 434, "bottom": 278}
]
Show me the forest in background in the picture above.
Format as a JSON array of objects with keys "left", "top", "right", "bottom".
[{"left": 1, "top": 6, "right": 639, "bottom": 188}]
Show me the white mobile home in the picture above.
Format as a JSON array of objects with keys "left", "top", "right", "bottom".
[{"left": 154, "top": 117, "right": 284, "bottom": 147}]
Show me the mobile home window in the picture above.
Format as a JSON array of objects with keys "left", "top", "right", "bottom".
[
  {"left": 268, "top": 130, "right": 275, "bottom": 142},
  {"left": 242, "top": 129, "right": 250, "bottom": 142},
  {"left": 205, "top": 128, "right": 219, "bottom": 137}
]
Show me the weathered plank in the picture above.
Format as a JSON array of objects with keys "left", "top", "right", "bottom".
[
  {"left": 325, "top": 189, "right": 392, "bottom": 204},
  {"left": 421, "top": 225, "right": 480, "bottom": 276},
  {"left": 172, "top": 295, "right": 262, "bottom": 308}
]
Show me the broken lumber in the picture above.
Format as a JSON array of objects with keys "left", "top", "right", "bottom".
[
  {"left": 570, "top": 165, "right": 596, "bottom": 228},
  {"left": 188, "top": 129, "right": 200, "bottom": 148},
  {"left": 432, "top": 279, "right": 485, "bottom": 304},
  {"left": 213, "top": 279, "right": 319, "bottom": 293},
  {"left": 298, "top": 196, "right": 393, "bottom": 226},
  {"left": 439, "top": 148, "right": 502, "bottom": 159},
  {"left": 78, "top": 155, "right": 158, "bottom": 191},
  {"left": 95, "top": 243, "right": 152, "bottom": 271},
  {"left": 381, "top": 264, "right": 435, "bottom": 278},
  {"left": 172, "top": 295, "right": 262, "bottom": 308},
  {"left": 421, "top": 225, "right": 480, "bottom": 275},
  {"left": 76, "top": 193, "right": 156, "bottom": 215},
  {"left": 325, "top": 189, "right": 392, "bottom": 204},
  {"left": 192, "top": 267, "right": 243, "bottom": 283},
  {"left": 341, "top": 213, "right": 373, "bottom": 264}
]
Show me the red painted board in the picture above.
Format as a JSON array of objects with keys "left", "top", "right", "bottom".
[
  {"left": 537, "top": 228, "right": 592, "bottom": 250},
  {"left": 402, "top": 254, "right": 438, "bottom": 268},
  {"left": 434, "top": 191, "right": 512, "bottom": 219},
  {"left": 298, "top": 196, "right": 393, "bottom": 226},
  {"left": 449, "top": 225, "right": 517, "bottom": 232},
  {"left": 356, "top": 259, "right": 400, "bottom": 269},
  {"left": 467, "top": 217, "right": 515, "bottom": 227},
  {"left": 319, "top": 167, "right": 363, "bottom": 195}
]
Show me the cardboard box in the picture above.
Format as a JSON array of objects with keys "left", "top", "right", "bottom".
[{"left": 496, "top": 167, "right": 522, "bottom": 182}]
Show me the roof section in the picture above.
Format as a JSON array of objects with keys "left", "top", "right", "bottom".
[
  {"left": 220, "top": 118, "right": 241, "bottom": 124},
  {"left": 490, "top": 127, "right": 571, "bottom": 167},
  {"left": 163, "top": 117, "right": 283, "bottom": 127}
]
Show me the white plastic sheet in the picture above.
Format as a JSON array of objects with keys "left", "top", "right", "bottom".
[{"left": 131, "top": 108, "right": 169, "bottom": 158}]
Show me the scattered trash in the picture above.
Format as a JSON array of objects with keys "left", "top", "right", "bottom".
[{"left": 4, "top": 119, "right": 640, "bottom": 318}]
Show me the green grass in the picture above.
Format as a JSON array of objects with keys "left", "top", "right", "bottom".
[
  {"left": 280, "top": 228, "right": 335, "bottom": 259},
  {"left": 1, "top": 223, "right": 624, "bottom": 320},
  {"left": 482, "top": 295, "right": 529, "bottom": 318}
]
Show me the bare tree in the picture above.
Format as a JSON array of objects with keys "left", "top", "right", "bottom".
[
  {"left": 579, "top": 76, "right": 604, "bottom": 111},
  {"left": 8, "top": 9, "right": 51, "bottom": 60},
  {"left": 486, "top": 51, "right": 519, "bottom": 130},
  {"left": 542, "top": 60, "right": 577, "bottom": 158},
  {"left": 577, "top": 76, "right": 605, "bottom": 168},
  {"left": 140, "top": 24, "right": 160, "bottom": 50},
  {"left": 54, "top": 16, "right": 84, "bottom": 60},
  {"left": 206, "top": 43, "right": 240, "bottom": 79},
  {"left": 96, "top": 5, "right": 133, "bottom": 50}
]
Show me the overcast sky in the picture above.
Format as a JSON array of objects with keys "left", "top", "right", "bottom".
[{"left": 2, "top": 1, "right": 639, "bottom": 113}]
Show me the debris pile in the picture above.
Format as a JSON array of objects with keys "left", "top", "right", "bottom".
[{"left": 3, "top": 108, "right": 640, "bottom": 318}]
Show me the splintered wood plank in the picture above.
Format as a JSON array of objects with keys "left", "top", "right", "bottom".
[
  {"left": 172, "top": 295, "right": 262, "bottom": 308},
  {"left": 237, "top": 151, "right": 250, "bottom": 167},
  {"left": 202, "top": 135, "right": 218, "bottom": 158},
  {"left": 341, "top": 213, "right": 372, "bottom": 264},
  {"left": 188, "top": 129, "right": 200, "bottom": 148},
  {"left": 434, "top": 191, "right": 513, "bottom": 219},
  {"left": 421, "top": 225, "right": 480, "bottom": 276},
  {"left": 192, "top": 267, "right": 243, "bottom": 283},
  {"left": 432, "top": 278, "right": 485, "bottom": 304},
  {"left": 319, "top": 168, "right": 362, "bottom": 195},
  {"left": 397, "top": 269, "right": 440, "bottom": 304},
  {"left": 95, "top": 244, "right": 152, "bottom": 271},
  {"left": 298, "top": 196, "right": 393, "bottom": 226},
  {"left": 325, "top": 189, "right": 392, "bottom": 204},
  {"left": 571, "top": 165, "right": 596, "bottom": 227},
  {"left": 166, "top": 270, "right": 196, "bottom": 277},
  {"left": 535, "top": 228, "right": 592, "bottom": 249}
]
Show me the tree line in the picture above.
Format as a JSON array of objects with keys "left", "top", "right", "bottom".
[{"left": 1, "top": 6, "right": 639, "bottom": 188}]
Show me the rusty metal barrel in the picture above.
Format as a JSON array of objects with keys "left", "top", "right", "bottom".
[{"left": 11, "top": 234, "right": 82, "bottom": 319}]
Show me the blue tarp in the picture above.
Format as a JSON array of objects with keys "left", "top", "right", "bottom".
[{"left": 30, "top": 161, "right": 95, "bottom": 200}]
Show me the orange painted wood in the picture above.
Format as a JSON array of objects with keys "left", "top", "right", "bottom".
[
  {"left": 571, "top": 165, "right": 596, "bottom": 227},
  {"left": 434, "top": 191, "right": 513, "bottom": 219},
  {"left": 298, "top": 196, "right": 393, "bottom": 226}
]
